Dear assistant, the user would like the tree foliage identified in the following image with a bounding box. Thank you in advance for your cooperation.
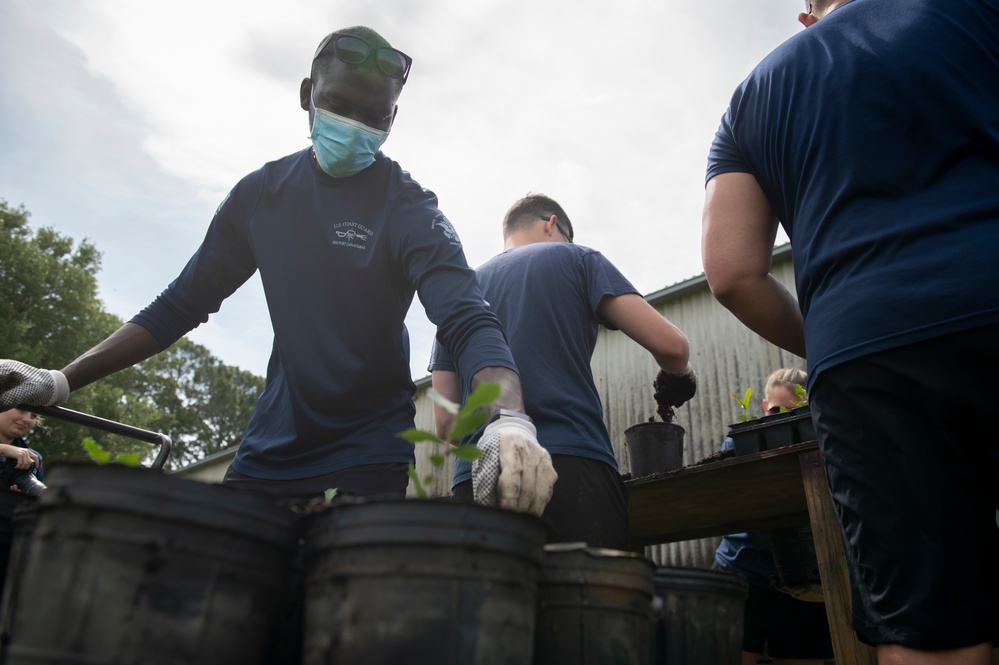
[1,199,264,469]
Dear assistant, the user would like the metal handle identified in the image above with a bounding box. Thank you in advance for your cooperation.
[27,405,172,470]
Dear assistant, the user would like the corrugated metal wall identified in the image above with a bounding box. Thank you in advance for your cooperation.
[411,245,804,568]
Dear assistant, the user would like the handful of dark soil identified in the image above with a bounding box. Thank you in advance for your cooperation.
[653,368,697,422]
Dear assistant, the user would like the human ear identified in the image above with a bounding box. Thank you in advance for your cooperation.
[798,12,818,27]
[300,78,313,112]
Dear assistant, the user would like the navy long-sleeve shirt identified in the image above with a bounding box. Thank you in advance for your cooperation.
[132,148,515,479]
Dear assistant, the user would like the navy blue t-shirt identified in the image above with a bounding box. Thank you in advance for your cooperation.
[131,148,515,480]
[429,242,638,486]
[706,0,999,390]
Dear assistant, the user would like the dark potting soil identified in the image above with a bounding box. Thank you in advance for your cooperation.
[689,448,735,467]
[652,373,679,422]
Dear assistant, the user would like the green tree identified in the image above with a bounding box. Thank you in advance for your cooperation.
[1,199,263,469]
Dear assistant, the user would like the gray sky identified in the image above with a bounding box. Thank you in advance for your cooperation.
[1,0,800,380]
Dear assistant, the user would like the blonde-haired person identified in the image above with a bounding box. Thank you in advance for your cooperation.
[0,408,44,488]
[715,368,831,665]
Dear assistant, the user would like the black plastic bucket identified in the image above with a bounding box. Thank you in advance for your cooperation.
[766,524,822,588]
[624,422,684,478]
[0,492,28,599]
[534,543,656,665]
[302,498,547,665]
[0,497,39,656]
[651,567,748,664]
[2,462,299,665]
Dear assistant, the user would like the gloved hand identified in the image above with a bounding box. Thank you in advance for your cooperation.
[472,414,557,516]
[0,360,70,410]
[654,363,697,408]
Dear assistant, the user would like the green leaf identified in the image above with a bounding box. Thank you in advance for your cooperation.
[422,475,433,485]
[729,387,753,411]
[426,388,460,415]
[453,444,482,462]
[324,488,338,503]
[114,453,140,467]
[429,453,446,467]
[449,412,488,441]
[456,382,501,421]
[407,463,426,499]
[82,438,111,464]
[397,428,444,445]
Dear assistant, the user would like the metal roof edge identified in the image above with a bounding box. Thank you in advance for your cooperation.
[645,242,791,306]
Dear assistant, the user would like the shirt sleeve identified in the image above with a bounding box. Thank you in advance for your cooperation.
[705,91,753,185]
[428,338,456,373]
[390,187,516,392]
[130,178,260,349]
[583,250,640,330]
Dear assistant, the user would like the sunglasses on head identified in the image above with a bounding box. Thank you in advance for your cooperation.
[314,34,412,83]
[540,214,573,243]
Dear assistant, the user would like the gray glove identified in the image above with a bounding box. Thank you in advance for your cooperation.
[0,360,70,410]
[472,414,557,516]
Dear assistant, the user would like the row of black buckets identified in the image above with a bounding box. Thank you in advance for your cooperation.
[0,463,748,664]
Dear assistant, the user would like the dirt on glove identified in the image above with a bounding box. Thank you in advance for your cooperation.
[652,374,677,423]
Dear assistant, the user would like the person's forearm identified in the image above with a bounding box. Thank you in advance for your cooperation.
[61,322,162,390]
[470,366,525,415]
[712,274,806,357]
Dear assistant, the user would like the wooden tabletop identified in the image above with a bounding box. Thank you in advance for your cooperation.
[626,442,818,546]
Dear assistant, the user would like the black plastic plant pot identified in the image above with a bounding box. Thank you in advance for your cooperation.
[302,498,548,665]
[727,406,814,456]
[2,462,301,665]
[624,421,685,478]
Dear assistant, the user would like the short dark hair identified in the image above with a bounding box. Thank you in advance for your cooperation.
[311,26,403,89]
[502,193,574,239]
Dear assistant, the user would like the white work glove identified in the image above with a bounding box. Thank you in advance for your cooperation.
[0,360,70,410]
[472,414,557,516]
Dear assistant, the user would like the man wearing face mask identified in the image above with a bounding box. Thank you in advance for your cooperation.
[0,26,556,513]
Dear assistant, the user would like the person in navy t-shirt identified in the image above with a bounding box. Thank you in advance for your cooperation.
[0,27,555,512]
[430,194,695,549]
[702,0,999,660]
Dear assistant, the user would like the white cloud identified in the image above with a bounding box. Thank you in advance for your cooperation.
[1,0,802,378]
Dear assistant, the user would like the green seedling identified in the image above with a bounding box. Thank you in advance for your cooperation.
[730,387,757,422]
[324,488,338,503]
[82,437,140,467]
[396,383,496,498]
[792,383,809,408]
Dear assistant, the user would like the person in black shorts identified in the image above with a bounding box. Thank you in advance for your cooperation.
[430,194,696,549]
[702,0,999,661]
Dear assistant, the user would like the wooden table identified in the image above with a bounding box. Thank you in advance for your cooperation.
[626,442,878,665]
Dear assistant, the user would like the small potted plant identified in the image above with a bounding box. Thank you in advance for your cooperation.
[726,384,815,456]
[300,384,549,665]
[624,372,686,478]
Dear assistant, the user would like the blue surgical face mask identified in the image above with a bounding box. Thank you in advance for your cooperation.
[310,107,389,178]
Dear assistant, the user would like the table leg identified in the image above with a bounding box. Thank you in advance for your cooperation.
[799,450,878,665]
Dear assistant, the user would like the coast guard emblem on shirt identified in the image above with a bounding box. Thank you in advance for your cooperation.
[432,214,461,247]
[332,221,374,250]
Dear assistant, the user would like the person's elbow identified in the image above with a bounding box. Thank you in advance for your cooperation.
[704,257,759,313]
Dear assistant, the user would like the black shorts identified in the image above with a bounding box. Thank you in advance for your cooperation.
[810,323,999,649]
[452,454,631,550]
[739,577,833,659]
